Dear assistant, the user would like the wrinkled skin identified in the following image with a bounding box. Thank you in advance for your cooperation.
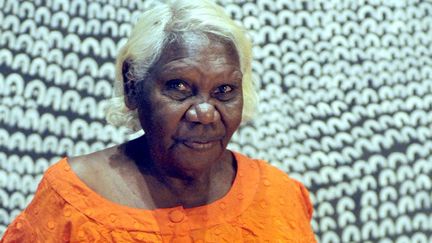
[124,32,243,201]
[67,33,244,209]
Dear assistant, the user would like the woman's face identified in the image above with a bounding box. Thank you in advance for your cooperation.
[133,33,243,177]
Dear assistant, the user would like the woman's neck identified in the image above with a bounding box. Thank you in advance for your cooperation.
[121,136,237,208]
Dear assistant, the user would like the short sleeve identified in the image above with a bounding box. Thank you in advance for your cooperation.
[294,179,314,221]
[1,213,35,243]
[1,172,63,242]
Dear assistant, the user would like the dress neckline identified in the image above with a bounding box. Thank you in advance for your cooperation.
[45,151,261,233]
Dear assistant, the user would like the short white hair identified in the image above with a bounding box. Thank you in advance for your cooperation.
[106,0,257,131]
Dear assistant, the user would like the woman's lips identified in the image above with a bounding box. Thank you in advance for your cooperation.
[181,140,218,150]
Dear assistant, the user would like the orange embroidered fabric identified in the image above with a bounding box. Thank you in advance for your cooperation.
[1,152,317,242]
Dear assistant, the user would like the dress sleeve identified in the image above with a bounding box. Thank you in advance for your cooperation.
[1,174,62,242]
[294,179,314,221]
[0,213,36,243]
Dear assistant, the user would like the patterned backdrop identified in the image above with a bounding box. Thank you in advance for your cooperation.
[1,0,432,242]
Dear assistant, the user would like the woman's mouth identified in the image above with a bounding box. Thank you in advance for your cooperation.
[181,140,218,150]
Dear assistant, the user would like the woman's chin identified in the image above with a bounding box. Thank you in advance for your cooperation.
[164,143,229,177]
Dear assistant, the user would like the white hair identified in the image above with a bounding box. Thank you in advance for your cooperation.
[106,0,257,131]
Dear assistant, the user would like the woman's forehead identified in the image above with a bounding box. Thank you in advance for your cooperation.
[156,32,240,68]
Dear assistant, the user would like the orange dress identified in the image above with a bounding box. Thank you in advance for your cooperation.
[1,152,316,242]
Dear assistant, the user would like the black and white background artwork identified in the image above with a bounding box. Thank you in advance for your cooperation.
[1,0,432,242]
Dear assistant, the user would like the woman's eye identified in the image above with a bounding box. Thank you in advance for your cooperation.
[214,84,237,101]
[216,85,233,94]
[164,79,192,100]
[166,79,188,91]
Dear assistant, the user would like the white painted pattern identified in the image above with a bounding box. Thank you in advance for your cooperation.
[1,0,431,241]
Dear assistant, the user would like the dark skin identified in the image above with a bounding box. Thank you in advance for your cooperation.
[69,33,243,209]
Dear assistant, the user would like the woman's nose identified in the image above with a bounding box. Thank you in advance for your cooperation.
[185,102,220,124]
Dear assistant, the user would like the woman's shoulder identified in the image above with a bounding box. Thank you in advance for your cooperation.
[68,145,120,175]
[25,146,122,205]
[66,145,120,190]
[234,151,314,219]
[256,158,310,193]
[232,152,316,241]
[235,151,308,189]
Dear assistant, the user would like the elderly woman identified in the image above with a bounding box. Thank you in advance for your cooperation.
[2,0,316,242]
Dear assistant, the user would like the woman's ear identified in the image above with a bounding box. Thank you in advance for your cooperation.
[122,61,138,110]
